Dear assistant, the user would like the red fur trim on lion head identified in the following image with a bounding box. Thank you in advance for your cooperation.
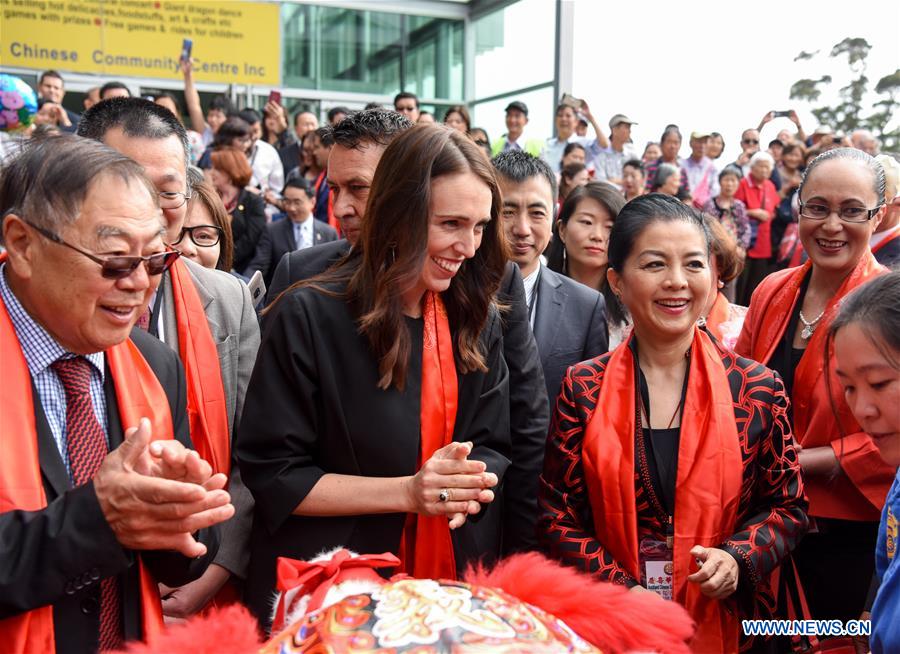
[112,604,262,654]
[464,552,694,654]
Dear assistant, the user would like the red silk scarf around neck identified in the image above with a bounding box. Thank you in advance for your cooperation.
[735,252,890,519]
[400,292,458,580]
[582,328,742,653]
[0,264,167,653]
[313,170,339,236]
[168,259,230,476]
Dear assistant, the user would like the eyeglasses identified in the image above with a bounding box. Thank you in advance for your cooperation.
[158,190,192,210]
[172,224,224,248]
[742,139,760,145]
[28,222,180,279]
[473,139,489,146]
[799,202,883,224]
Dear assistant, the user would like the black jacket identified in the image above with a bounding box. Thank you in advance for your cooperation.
[266,245,549,554]
[237,276,511,626]
[230,189,267,276]
[247,217,338,287]
[0,328,218,654]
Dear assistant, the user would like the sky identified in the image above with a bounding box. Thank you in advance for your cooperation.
[505,0,899,163]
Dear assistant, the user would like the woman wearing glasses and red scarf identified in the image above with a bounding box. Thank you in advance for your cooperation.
[737,148,892,627]
[538,195,807,653]
[236,125,510,631]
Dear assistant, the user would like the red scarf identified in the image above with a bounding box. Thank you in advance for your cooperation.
[735,253,892,519]
[168,259,230,476]
[0,269,167,653]
[400,292,458,580]
[313,170,339,236]
[582,328,742,653]
[704,291,731,344]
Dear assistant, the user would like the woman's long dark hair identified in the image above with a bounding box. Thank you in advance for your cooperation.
[297,124,507,390]
[546,181,625,274]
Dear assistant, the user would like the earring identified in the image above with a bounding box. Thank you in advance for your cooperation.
[388,244,397,266]
[562,246,567,273]
[717,280,725,289]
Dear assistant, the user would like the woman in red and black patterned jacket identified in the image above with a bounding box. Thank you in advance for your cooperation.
[537,195,808,653]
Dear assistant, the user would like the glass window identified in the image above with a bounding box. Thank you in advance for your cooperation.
[281,4,462,101]
[473,0,556,99]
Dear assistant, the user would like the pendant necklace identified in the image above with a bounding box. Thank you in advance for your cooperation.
[799,308,827,340]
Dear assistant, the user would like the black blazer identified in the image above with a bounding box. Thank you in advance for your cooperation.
[247,217,338,286]
[230,189,267,276]
[532,267,609,405]
[266,238,350,303]
[0,328,218,654]
[237,279,511,626]
[265,247,549,554]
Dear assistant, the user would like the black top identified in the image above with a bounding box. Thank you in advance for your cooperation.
[644,427,681,517]
[769,272,811,403]
[231,189,267,275]
[236,274,511,626]
[265,249,550,556]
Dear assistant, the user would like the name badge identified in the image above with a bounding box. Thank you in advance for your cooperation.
[639,537,673,600]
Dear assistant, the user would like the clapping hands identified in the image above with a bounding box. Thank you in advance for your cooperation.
[94,418,234,559]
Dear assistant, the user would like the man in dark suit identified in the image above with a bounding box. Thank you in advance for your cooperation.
[0,135,233,653]
[266,111,549,555]
[78,99,260,621]
[493,150,608,406]
[250,177,338,286]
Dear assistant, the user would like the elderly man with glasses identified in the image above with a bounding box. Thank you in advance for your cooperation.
[0,135,234,653]
[77,98,260,621]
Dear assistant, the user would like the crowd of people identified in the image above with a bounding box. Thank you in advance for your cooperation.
[0,66,898,654]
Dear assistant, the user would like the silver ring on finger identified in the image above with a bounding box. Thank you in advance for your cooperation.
[439,489,450,503]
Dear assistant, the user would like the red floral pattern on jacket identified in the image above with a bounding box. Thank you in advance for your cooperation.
[537,344,808,647]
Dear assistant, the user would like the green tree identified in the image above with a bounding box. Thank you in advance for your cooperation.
[789,37,899,152]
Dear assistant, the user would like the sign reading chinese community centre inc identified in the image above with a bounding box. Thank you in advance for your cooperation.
[1,0,280,85]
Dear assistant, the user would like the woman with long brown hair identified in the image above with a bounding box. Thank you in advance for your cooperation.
[236,125,511,630]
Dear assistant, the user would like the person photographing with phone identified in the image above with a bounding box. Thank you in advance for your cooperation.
[541,94,608,174]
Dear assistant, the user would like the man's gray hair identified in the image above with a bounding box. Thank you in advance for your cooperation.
[0,134,157,244]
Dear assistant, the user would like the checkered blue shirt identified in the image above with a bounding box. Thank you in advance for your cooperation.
[1,264,108,479]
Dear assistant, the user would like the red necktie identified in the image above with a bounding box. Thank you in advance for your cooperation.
[136,305,151,331]
[52,357,123,651]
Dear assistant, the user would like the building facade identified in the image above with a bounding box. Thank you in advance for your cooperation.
[1,0,570,143]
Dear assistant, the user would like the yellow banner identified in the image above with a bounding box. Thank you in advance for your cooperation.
[0,0,280,85]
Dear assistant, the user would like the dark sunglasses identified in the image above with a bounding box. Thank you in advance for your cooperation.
[29,222,180,279]
[742,138,760,145]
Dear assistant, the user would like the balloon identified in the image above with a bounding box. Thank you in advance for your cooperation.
[0,75,38,133]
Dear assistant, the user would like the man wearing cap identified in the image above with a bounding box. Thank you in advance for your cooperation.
[592,114,638,188]
[574,115,589,138]
[491,101,543,157]
[682,131,718,208]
